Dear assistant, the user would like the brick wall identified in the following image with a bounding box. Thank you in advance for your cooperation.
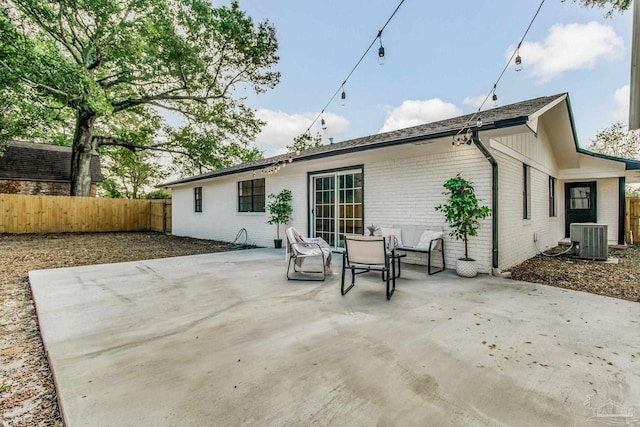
[171,142,495,273]
[0,180,97,197]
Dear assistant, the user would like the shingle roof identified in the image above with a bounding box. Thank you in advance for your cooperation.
[0,141,103,182]
[162,93,567,187]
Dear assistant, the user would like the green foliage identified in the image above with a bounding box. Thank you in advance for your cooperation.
[100,146,168,199]
[266,189,293,240]
[144,189,172,199]
[435,175,491,260]
[588,122,640,159]
[564,0,631,16]
[99,178,123,199]
[287,132,323,153]
[0,0,279,193]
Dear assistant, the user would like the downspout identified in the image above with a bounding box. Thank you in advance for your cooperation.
[472,132,499,270]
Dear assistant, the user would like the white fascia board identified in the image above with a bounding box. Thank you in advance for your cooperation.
[527,94,567,123]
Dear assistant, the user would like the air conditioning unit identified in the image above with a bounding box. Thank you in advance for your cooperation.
[569,223,608,261]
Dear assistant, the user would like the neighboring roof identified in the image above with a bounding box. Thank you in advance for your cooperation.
[161,93,572,187]
[0,140,103,182]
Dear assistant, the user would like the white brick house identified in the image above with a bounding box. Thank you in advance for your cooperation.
[163,93,640,274]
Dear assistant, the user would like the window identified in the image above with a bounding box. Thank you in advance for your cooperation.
[238,178,265,212]
[194,187,202,212]
[523,164,531,219]
[549,177,557,217]
[569,186,591,209]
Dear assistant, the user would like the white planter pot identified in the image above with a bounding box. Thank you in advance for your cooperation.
[456,259,478,278]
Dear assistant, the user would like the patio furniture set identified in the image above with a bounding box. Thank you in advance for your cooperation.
[285,226,445,300]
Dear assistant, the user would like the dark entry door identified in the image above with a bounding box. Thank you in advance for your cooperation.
[565,181,597,237]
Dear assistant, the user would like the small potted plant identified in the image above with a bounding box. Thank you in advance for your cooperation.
[435,174,491,277]
[266,189,293,248]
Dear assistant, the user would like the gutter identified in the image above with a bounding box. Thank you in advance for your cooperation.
[472,132,499,270]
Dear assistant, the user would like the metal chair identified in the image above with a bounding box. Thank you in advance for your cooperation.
[285,227,332,281]
[341,235,396,300]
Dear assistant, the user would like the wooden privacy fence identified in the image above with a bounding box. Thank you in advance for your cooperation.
[627,197,640,243]
[0,194,172,234]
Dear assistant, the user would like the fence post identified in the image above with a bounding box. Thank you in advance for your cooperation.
[163,200,167,234]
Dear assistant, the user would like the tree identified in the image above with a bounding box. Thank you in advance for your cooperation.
[435,175,491,261]
[0,0,279,195]
[565,0,632,15]
[100,147,168,199]
[587,122,640,159]
[287,132,323,154]
[266,189,293,245]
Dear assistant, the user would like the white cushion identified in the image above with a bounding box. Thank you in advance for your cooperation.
[380,227,403,248]
[415,230,443,250]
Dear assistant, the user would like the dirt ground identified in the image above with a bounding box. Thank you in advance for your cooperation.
[508,245,640,303]
[0,232,233,427]
[1,233,638,426]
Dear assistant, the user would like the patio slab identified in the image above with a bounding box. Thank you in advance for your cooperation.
[29,249,640,426]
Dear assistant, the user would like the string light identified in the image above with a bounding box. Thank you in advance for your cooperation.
[514,46,523,72]
[452,0,545,149]
[259,150,300,176]
[302,0,406,135]
[378,30,385,65]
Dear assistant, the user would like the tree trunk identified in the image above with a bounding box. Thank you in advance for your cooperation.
[70,111,97,196]
[464,230,468,259]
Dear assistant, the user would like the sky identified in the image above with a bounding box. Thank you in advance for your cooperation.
[219,0,635,157]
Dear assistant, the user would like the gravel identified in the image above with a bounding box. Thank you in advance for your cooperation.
[0,232,233,427]
[1,233,638,425]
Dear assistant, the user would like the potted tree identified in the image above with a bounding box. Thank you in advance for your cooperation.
[266,189,293,248]
[435,174,491,277]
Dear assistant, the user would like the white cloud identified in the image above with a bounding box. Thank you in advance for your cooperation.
[254,109,349,156]
[613,84,630,122]
[463,95,489,109]
[379,99,462,133]
[513,22,623,82]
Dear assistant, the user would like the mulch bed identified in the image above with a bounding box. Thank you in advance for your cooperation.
[1,233,638,425]
[0,232,233,427]
[508,245,640,303]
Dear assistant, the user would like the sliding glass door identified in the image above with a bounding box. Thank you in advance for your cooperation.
[312,169,363,248]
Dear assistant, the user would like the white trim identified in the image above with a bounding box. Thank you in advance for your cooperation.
[526,117,539,135]
[489,138,555,176]
[528,94,567,122]
[559,171,625,180]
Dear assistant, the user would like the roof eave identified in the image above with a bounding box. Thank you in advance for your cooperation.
[160,117,531,188]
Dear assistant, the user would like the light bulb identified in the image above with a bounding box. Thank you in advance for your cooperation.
[515,54,522,72]
[476,117,482,128]
[378,45,385,65]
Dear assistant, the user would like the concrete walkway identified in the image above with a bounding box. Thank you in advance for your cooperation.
[29,249,640,426]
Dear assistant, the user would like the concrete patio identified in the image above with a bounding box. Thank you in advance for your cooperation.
[29,248,640,426]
